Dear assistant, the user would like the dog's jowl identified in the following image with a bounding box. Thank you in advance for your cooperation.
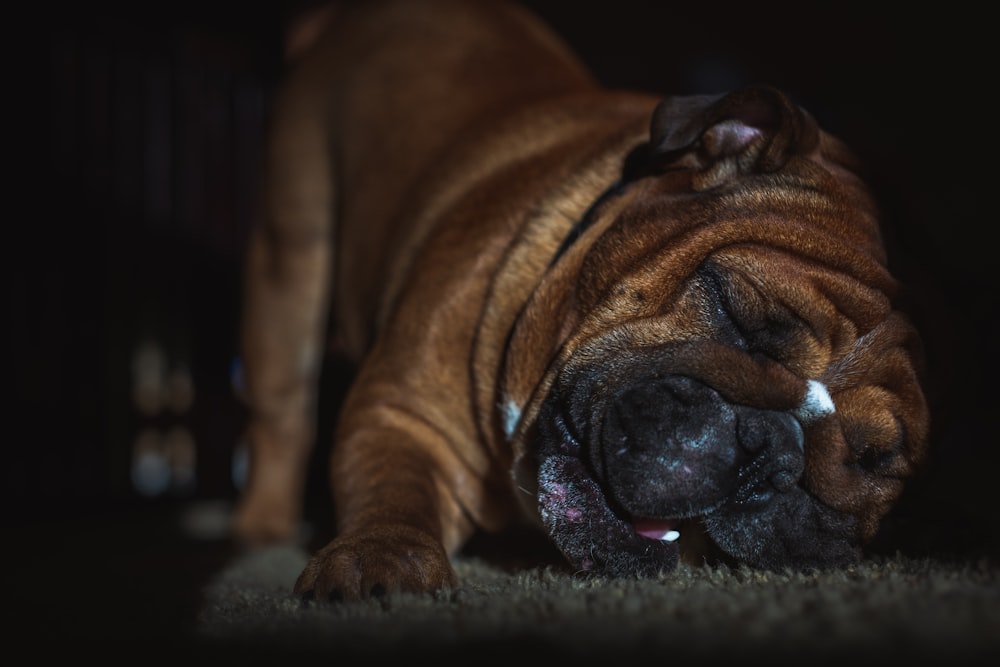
[233,0,929,601]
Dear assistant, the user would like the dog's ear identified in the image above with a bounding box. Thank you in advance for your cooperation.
[644,86,820,178]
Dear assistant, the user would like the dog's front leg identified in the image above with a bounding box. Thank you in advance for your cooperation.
[293,387,469,601]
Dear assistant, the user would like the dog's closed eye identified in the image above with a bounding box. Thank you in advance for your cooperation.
[697,263,813,362]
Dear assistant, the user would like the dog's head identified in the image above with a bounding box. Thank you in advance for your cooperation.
[502,86,929,577]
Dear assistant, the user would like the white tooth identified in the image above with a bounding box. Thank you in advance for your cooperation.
[663,530,680,542]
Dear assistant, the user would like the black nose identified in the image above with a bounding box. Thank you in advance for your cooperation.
[603,376,733,456]
[597,376,742,512]
[595,375,806,516]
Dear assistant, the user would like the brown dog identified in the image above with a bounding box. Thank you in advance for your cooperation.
[232,0,929,601]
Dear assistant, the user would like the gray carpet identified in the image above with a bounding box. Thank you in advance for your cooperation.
[198,544,999,664]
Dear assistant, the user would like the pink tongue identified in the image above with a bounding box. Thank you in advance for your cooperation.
[633,517,681,541]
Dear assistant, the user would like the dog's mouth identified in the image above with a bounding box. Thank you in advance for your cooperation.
[631,516,682,542]
[536,437,684,576]
[535,373,860,577]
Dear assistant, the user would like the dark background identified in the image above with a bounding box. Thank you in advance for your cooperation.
[16,0,997,649]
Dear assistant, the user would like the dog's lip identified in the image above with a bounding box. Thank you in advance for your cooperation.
[632,516,682,542]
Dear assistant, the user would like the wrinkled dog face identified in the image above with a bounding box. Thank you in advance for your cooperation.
[513,88,929,577]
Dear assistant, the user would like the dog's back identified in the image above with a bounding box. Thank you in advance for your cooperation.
[234,0,606,546]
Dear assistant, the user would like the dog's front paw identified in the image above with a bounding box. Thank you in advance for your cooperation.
[293,524,457,602]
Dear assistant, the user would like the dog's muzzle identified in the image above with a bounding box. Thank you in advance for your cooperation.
[595,375,805,519]
[534,366,859,578]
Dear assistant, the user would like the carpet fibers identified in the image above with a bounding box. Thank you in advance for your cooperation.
[198,544,998,665]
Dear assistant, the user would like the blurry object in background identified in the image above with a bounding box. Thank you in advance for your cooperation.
[129,337,198,498]
[165,425,197,494]
[229,356,249,491]
[132,337,193,418]
[29,5,282,514]
[132,338,169,416]
[129,424,197,498]
[230,438,249,492]
[131,428,173,497]
[167,364,195,415]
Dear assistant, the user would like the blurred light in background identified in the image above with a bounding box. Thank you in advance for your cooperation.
[229,356,249,491]
[131,428,172,496]
[130,339,198,497]
[231,439,249,492]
